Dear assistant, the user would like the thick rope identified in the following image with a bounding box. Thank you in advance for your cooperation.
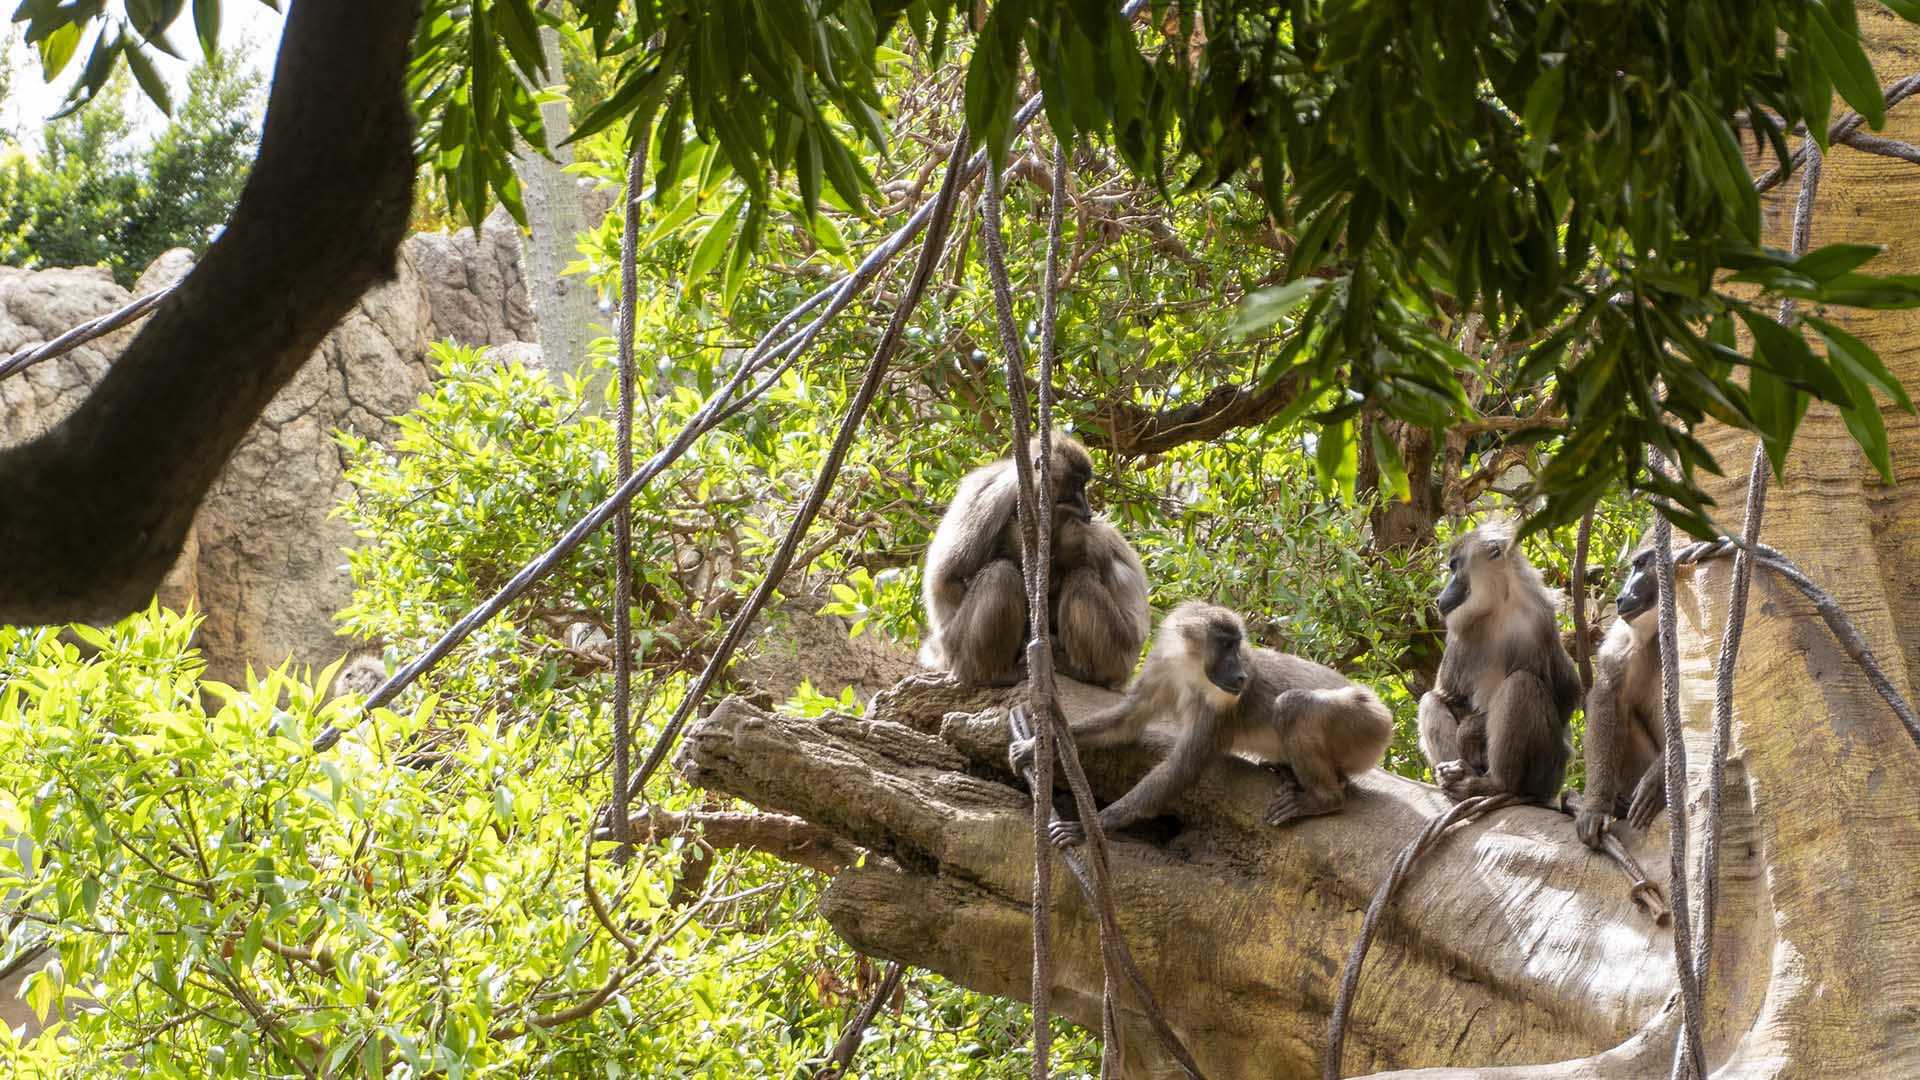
[1669,140,1820,1080]
[1017,137,1072,1080]
[982,144,1091,1078]
[1323,794,1522,1080]
[1650,488,1709,1080]
[813,960,908,1080]
[608,125,648,862]
[983,126,1202,1079]
[311,94,1060,753]
[621,131,975,802]
[1752,73,1920,192]
[0,287,171,381]
[1007,706,1209,1080]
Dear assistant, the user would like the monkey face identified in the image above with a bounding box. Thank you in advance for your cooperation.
[1202,618,1249,698]
[1615,547,1658,621]
[1437,534,1510,623]
[1048,452,1094,522]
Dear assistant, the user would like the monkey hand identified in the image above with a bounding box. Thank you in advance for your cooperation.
[1573,807,1613,851]
[1007,735,1038,776]
[1626,769,1667,831]
[1433,758,1473,788]
[1045,818,1087,849]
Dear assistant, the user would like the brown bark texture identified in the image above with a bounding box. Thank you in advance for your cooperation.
[680,11,1920,1078]
[0,0,418,624]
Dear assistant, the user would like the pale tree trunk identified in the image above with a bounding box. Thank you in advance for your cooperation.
[510,26,600,385]
[679,10,1920,1079]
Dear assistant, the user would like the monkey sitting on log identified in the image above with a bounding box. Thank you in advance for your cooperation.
[919,434,1149,689]
[1575,538,1668,849]
[1417,521,1580,804]
[1011,601,1392,845]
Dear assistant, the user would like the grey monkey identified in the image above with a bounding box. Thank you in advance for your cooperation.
[1416,521,1579,804]
[1575,538,1668,848]
[919,434,1147,688]
[1013,601,1393,846]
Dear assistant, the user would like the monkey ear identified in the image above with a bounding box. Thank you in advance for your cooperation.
[1483,540,1506,560]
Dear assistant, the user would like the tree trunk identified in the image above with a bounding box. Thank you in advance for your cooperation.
[509,26,601,385]
[0,0,417,624]
[678,10,1920,1077]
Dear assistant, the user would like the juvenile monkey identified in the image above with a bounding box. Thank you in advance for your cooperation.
[920,434,1148,687]
[1417,521,1580,804]
[1575,539,1667,848]
[1049,515,1151,689]
[1012,601,1392,845]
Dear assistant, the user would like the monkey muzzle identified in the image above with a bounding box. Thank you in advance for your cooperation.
[1056,491,1093,522]
[1206,662,1248,696]
[1436,577,1469,617]
[1615,585,1655,621]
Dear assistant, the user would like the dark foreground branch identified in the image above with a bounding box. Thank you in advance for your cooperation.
[0,0,418,624]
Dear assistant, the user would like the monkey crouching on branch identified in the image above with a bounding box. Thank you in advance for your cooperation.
[1011,601,1392,846]
[919,434,1148,689]
[1575,538,1668,849]
[1417,521,1580,804]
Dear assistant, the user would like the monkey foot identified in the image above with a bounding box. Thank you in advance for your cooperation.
[1434,759,1474,788]
[1047,818,1087,849]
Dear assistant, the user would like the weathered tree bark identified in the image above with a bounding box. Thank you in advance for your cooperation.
[680,11,1920,1078]
[509,25,601,385]
[0,0,417,624]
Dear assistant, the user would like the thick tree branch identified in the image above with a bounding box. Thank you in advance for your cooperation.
[1095,373,1305,457]
[676,675,1675,1078]
[630,809,861,876]
[0,0,418,624]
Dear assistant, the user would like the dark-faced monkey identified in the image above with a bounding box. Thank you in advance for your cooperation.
[1012,601,1392,845]
[1575,538,1668,848]
[1417,521,1580,804]
[920,434,1148,688]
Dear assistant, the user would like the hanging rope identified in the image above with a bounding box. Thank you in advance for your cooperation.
[982,132,1204,1079]
[1017,136,1072,1080]
[1323,794,1522,1080]
[1664,138,1823,1080]
[607,122,650,862]
[0,286,172,382]
[310,89,1061,755]
[619,132,975,804]
[1647,468,1710,1080]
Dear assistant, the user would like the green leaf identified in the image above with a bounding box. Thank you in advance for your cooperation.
[1884,0,1920,22]
[1832,363,1895,482]
[1369,422,1410,502]
[38,22,80,80]
[1806,2,1885,129]
[126,46,174,115]
[1229,278,1325,338]
[1809,316,1917,412]
[1314,417,1358,499]
[1737,307,1854,406]
[1748,367,1808,478]
[193,0,220,54]
[685,193,745,290]
[1793,242,1882,282]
